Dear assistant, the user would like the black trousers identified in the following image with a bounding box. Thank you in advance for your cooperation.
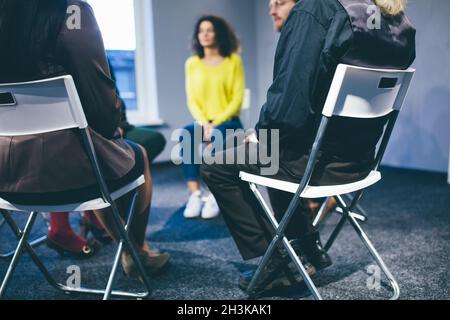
[201,142,315,261]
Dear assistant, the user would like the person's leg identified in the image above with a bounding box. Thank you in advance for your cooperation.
[119,145,170,269]
[202,137,321,254]
[267,189,332,271]
[124,127,166,163]
[201,143,274,260]
[92,143,169,275]
[181,123,202,191]
[202,142,323,293]
[180,123,204,218]
[82,128,164,242]
[200,118,244,219]
[92,145,151,248]
[129,144,152,247]
[80,211,111,244]
[267,189,315,239]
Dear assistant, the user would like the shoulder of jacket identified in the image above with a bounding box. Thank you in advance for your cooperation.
[66,0,94,12]
[288,0,347,30]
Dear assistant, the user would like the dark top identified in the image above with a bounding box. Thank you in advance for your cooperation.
[106,57,135,133]
[0,0,135,193]
[256,0,416,163]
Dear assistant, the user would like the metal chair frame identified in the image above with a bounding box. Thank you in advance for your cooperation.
[0,76,152,300]
[240,64,415,300]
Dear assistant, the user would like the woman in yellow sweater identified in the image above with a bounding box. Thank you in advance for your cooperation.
[182,15,245,219]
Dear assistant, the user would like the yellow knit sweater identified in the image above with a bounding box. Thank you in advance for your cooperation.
[185,53,245,126]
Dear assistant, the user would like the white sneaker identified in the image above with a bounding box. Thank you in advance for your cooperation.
[183,190,203,219]
[201,193,220,219]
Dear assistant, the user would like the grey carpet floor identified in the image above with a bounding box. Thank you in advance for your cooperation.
[0,163,449,300]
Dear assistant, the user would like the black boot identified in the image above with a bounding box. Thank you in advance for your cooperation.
[239,245,288,296]
[239,241,316,296]
[297,231,332,271]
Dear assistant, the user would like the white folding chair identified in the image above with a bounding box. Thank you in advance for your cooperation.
[0,76,152,300]
[240,64,415,300]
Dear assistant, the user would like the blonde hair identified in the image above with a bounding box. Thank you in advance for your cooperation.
[374,0,407,15]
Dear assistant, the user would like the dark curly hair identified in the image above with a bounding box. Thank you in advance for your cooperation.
[192,15,239,58]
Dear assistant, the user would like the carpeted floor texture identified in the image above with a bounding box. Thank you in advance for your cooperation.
[0,163,449,300]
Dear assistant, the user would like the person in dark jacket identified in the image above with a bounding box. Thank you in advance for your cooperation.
[202,0,416,293]
[0,0,169,275]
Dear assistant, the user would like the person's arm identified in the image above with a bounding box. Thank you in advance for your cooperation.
[57,1,121,138]
[257,10,329,133]
[185,59,209,124]
[212,55,245,126]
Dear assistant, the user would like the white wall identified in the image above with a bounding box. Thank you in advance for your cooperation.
[252,0,450,173]
[382,0,450,173]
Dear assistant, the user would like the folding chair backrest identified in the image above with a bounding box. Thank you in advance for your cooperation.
[0,76,88,136]
[0,75,114,207]
[294,64,415,194]
[322,64,415,119]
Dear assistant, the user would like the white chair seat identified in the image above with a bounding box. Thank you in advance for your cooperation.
[239,171,381,199]
[0,175,145,213]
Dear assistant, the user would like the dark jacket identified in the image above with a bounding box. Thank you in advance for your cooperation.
[106,57,135,133]
[0,1,135,193]
[256,0,416,185]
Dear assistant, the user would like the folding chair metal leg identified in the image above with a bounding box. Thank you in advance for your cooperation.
[78,128,152,300]
[346,212,400,300]
[344,194,368,221]
[103,190,143,300]
[0,235,47,260]
[0,203,151,300]
[314,195,367,229]
[313,197,335,227]
[102,192,152,300]
[324,193,365,252]
[247,184,399,300]
[281,237,322,299]
[323,195,400,300]
[324,215,347,252]
[247,183,322,300]
[0,211,39,298]
[0,212,48,260]
[246,233,322,300]
[0,210,66,292]
[335,207,367,223]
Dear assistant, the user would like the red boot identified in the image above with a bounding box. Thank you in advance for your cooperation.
[47,212,100,259]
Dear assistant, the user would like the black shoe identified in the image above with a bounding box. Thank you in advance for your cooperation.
[239,268,306,296]
[296,232,332,271]
[239,248,286,295]
[240,241,316,296]
[46,237,101,259]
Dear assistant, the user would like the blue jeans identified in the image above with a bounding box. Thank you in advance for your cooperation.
[180,117,243,181]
